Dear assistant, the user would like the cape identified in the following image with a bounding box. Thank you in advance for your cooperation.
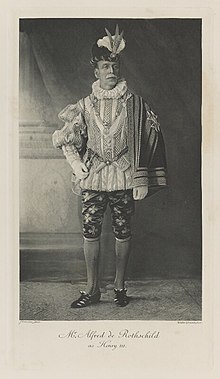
[127,93,167,197]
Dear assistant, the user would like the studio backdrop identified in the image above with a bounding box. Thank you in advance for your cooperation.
[19,18,202,283]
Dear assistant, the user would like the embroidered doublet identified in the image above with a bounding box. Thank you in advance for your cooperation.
[68,80,133,192]
[52,79,167,194]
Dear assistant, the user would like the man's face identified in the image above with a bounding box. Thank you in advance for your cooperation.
[94,60,120,90]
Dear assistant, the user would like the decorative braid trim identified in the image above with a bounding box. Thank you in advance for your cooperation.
[148,167,167,187]
[133,168,148,187]
[149,176,167,186]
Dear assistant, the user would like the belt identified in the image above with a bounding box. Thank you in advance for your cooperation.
[86,146,128,167]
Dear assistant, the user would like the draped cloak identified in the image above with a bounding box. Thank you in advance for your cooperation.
[127,93,167,197]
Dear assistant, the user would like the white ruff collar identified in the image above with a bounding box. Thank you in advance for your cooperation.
[92,79,128,99]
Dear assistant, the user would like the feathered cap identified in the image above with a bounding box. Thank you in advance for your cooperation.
[90,25,125,65]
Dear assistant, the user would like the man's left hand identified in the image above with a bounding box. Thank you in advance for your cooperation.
[133,186,148,200]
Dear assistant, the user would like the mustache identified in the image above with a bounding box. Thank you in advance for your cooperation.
[106,74,118,79]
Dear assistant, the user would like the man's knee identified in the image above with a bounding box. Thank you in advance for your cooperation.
[82,224,102,241]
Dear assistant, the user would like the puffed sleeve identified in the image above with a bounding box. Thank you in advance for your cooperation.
[52,99,87,154]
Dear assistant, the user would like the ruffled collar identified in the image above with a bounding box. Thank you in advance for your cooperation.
[92,79,128,99]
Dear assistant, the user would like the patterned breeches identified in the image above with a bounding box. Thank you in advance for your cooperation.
[81,189,135,241]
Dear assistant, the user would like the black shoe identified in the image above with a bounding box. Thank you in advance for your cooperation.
[70,290,101,308]
[114,288,129,307]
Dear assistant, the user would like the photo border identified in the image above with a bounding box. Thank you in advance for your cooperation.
[1,1,219,378]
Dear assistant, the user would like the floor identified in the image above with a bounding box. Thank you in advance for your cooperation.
[20,279,202,321]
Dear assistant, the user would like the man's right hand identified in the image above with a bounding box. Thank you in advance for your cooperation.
[74,161,89,180]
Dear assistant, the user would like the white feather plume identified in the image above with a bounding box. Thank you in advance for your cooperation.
[97,34,125,54]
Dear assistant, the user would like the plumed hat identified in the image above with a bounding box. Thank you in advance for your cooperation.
[90,25,125,65]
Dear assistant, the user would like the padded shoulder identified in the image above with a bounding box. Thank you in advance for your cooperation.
[58,99,85,122]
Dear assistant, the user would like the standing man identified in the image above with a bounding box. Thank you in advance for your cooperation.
[52,26,167,308]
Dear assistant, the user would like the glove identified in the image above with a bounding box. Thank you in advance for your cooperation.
[133,186,148,200]
[72,161,89,180]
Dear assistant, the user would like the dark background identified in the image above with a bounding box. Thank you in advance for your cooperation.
[19,18,202,280]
